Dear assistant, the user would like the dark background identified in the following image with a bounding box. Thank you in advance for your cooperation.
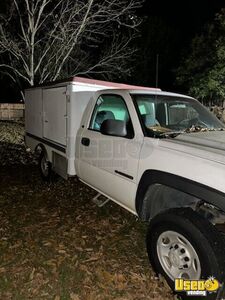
[0,0,224,102]
[136,0,225,91]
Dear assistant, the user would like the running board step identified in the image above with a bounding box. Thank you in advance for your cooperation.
[92,193,110,207]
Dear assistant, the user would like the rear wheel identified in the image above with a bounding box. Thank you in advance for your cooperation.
[39,151,52,181]
[146,208,225,299]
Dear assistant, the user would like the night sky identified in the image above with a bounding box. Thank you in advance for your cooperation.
[0,0,224,102]
[145,0,224,33]
[137,0,225,92]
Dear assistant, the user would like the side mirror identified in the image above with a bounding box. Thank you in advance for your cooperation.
[100,119,127,137]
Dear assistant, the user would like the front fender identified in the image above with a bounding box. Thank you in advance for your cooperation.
[136,170,225,219]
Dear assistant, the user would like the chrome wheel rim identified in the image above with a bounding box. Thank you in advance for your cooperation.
[157,230,201,280]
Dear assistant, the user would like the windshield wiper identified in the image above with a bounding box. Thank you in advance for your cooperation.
[162,127,225,138]
[147,128,185,138]
[159,130,185,138]
[148,125,225,139]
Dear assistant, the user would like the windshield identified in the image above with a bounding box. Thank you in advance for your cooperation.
[132,94,225,137]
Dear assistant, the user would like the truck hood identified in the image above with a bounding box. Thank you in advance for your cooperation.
[175,130,225,151]
[158,130,225,165]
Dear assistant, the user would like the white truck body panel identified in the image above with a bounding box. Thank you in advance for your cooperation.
[67,90,97,175]
[43,86,67,146]
[138,137,225,196]
[75,89,144,212]
[25,88,43,137]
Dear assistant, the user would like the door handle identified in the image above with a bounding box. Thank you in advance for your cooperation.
[81,137,90,146]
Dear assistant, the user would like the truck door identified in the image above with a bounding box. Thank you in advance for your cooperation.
[76,91,144,212]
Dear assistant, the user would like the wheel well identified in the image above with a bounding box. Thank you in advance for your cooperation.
[139,183,201,220]
[136,170,225,232]
[140,183,225,225]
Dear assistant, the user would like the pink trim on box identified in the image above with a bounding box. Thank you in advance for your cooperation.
[72,76,161,91]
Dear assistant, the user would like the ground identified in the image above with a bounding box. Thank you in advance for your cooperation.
[0,121,174,300]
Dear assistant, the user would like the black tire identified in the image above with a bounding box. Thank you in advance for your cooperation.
[146,208,225,300]
[39,151,52,182]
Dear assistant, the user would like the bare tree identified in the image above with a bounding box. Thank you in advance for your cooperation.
[0,0,143,96]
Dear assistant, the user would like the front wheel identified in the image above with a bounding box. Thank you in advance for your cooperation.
[146,208,225,299]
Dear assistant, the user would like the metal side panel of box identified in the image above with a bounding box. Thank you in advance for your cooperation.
[43,86,67,146]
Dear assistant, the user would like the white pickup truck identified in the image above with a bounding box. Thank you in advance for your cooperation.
[25,77,225,299]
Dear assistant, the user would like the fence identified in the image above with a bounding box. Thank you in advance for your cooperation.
[0,103,25,121]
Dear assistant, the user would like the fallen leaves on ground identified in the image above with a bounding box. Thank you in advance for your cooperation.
[0,121,37,166]
[0,121,174,299]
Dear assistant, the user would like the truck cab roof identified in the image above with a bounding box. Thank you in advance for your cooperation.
[100,89,194,100]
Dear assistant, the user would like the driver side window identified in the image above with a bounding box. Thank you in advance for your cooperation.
[89,95,134,137]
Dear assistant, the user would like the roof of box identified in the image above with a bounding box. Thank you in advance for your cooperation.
[27,76,161,91]
[71,76,161,91]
